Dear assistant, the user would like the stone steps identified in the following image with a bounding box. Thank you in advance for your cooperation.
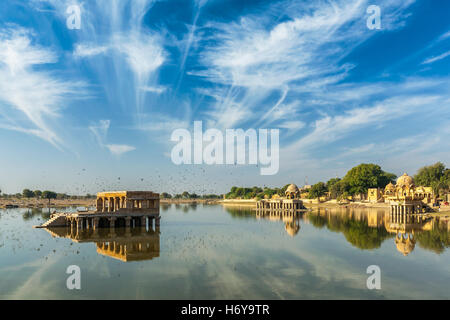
[35,215,67,228]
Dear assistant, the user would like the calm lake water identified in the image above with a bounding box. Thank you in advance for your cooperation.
[0,204,449,299]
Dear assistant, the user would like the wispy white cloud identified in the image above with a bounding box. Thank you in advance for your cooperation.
[74,43,109,57]
[193,0,415,128]
[279,120,305,131]
[285,94,441,154]
[106,144,136,155]
[140,85,167,94]
[36,0,167,119]
[278,75,450,177]
[89,119,110,147]
[175,0,209,91]
[438,30,450,41]
[422,50,450,65]
[89,119,135,155]
[0,27,86,148]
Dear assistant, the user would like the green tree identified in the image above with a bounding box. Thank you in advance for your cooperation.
[329,180,350,199]
[414,162,449,195]
[181,191,190,199]
[161,192,172,199]
[308,182,327,200]
[33,190,42,198]
[326,178,341,199]
[22,189,34,198]
[326,178,341,190]
[42,191,57,206]
[414,162,446,186]
[342,163,396,196]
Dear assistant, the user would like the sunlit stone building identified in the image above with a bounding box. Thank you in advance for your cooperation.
[384,173,434,214]
[37,191,160,230]
[256,184,305,211]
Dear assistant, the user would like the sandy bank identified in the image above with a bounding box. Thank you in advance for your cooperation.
[0,198,95,209]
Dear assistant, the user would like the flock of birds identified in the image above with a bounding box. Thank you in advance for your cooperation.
[29,164,264,196]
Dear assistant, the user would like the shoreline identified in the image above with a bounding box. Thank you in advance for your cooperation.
[219,199,449,213]
[160,199,221,205]
[2,197,447,215]
[0,198,95,209]
[219,198,389,208]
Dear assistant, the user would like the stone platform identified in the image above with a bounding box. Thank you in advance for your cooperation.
[34,191,161,230]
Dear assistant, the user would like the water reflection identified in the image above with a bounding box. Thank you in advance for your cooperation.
[224,206,450,255]
[256,210,301,237]
[22,208,51,220]
[170,203,199,213]
[44,226,160,262]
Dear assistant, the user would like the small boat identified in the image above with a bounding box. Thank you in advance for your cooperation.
[5,204,19,209]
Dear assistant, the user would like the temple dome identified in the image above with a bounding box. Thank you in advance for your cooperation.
[396,173,414,188]
[385,182,395,191]
[286,184,299,194]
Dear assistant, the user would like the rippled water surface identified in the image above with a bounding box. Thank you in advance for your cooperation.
[0,204,449,299]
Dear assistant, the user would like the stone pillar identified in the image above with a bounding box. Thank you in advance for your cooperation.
[126,200,133,210]
[110,217,116,229]
[96,198,102,212]
[125,217,131,228]
[93,218,99,230]
[155,216,161,227]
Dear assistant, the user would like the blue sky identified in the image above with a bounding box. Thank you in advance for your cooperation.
[0,0,449,195]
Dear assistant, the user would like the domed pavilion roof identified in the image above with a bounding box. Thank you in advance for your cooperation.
[385,182,395,191]
[285,184,300,194]
[396,173,414,188]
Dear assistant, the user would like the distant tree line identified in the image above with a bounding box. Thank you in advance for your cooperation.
[0,189,96,201]
[225,185,291,200]
[315,163,397,200]
[224,162,450,201]
[160,192,222,200]
[2,162,448,203]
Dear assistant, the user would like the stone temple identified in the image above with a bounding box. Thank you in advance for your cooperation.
[35,191,160,230]
[256,183,305,211]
